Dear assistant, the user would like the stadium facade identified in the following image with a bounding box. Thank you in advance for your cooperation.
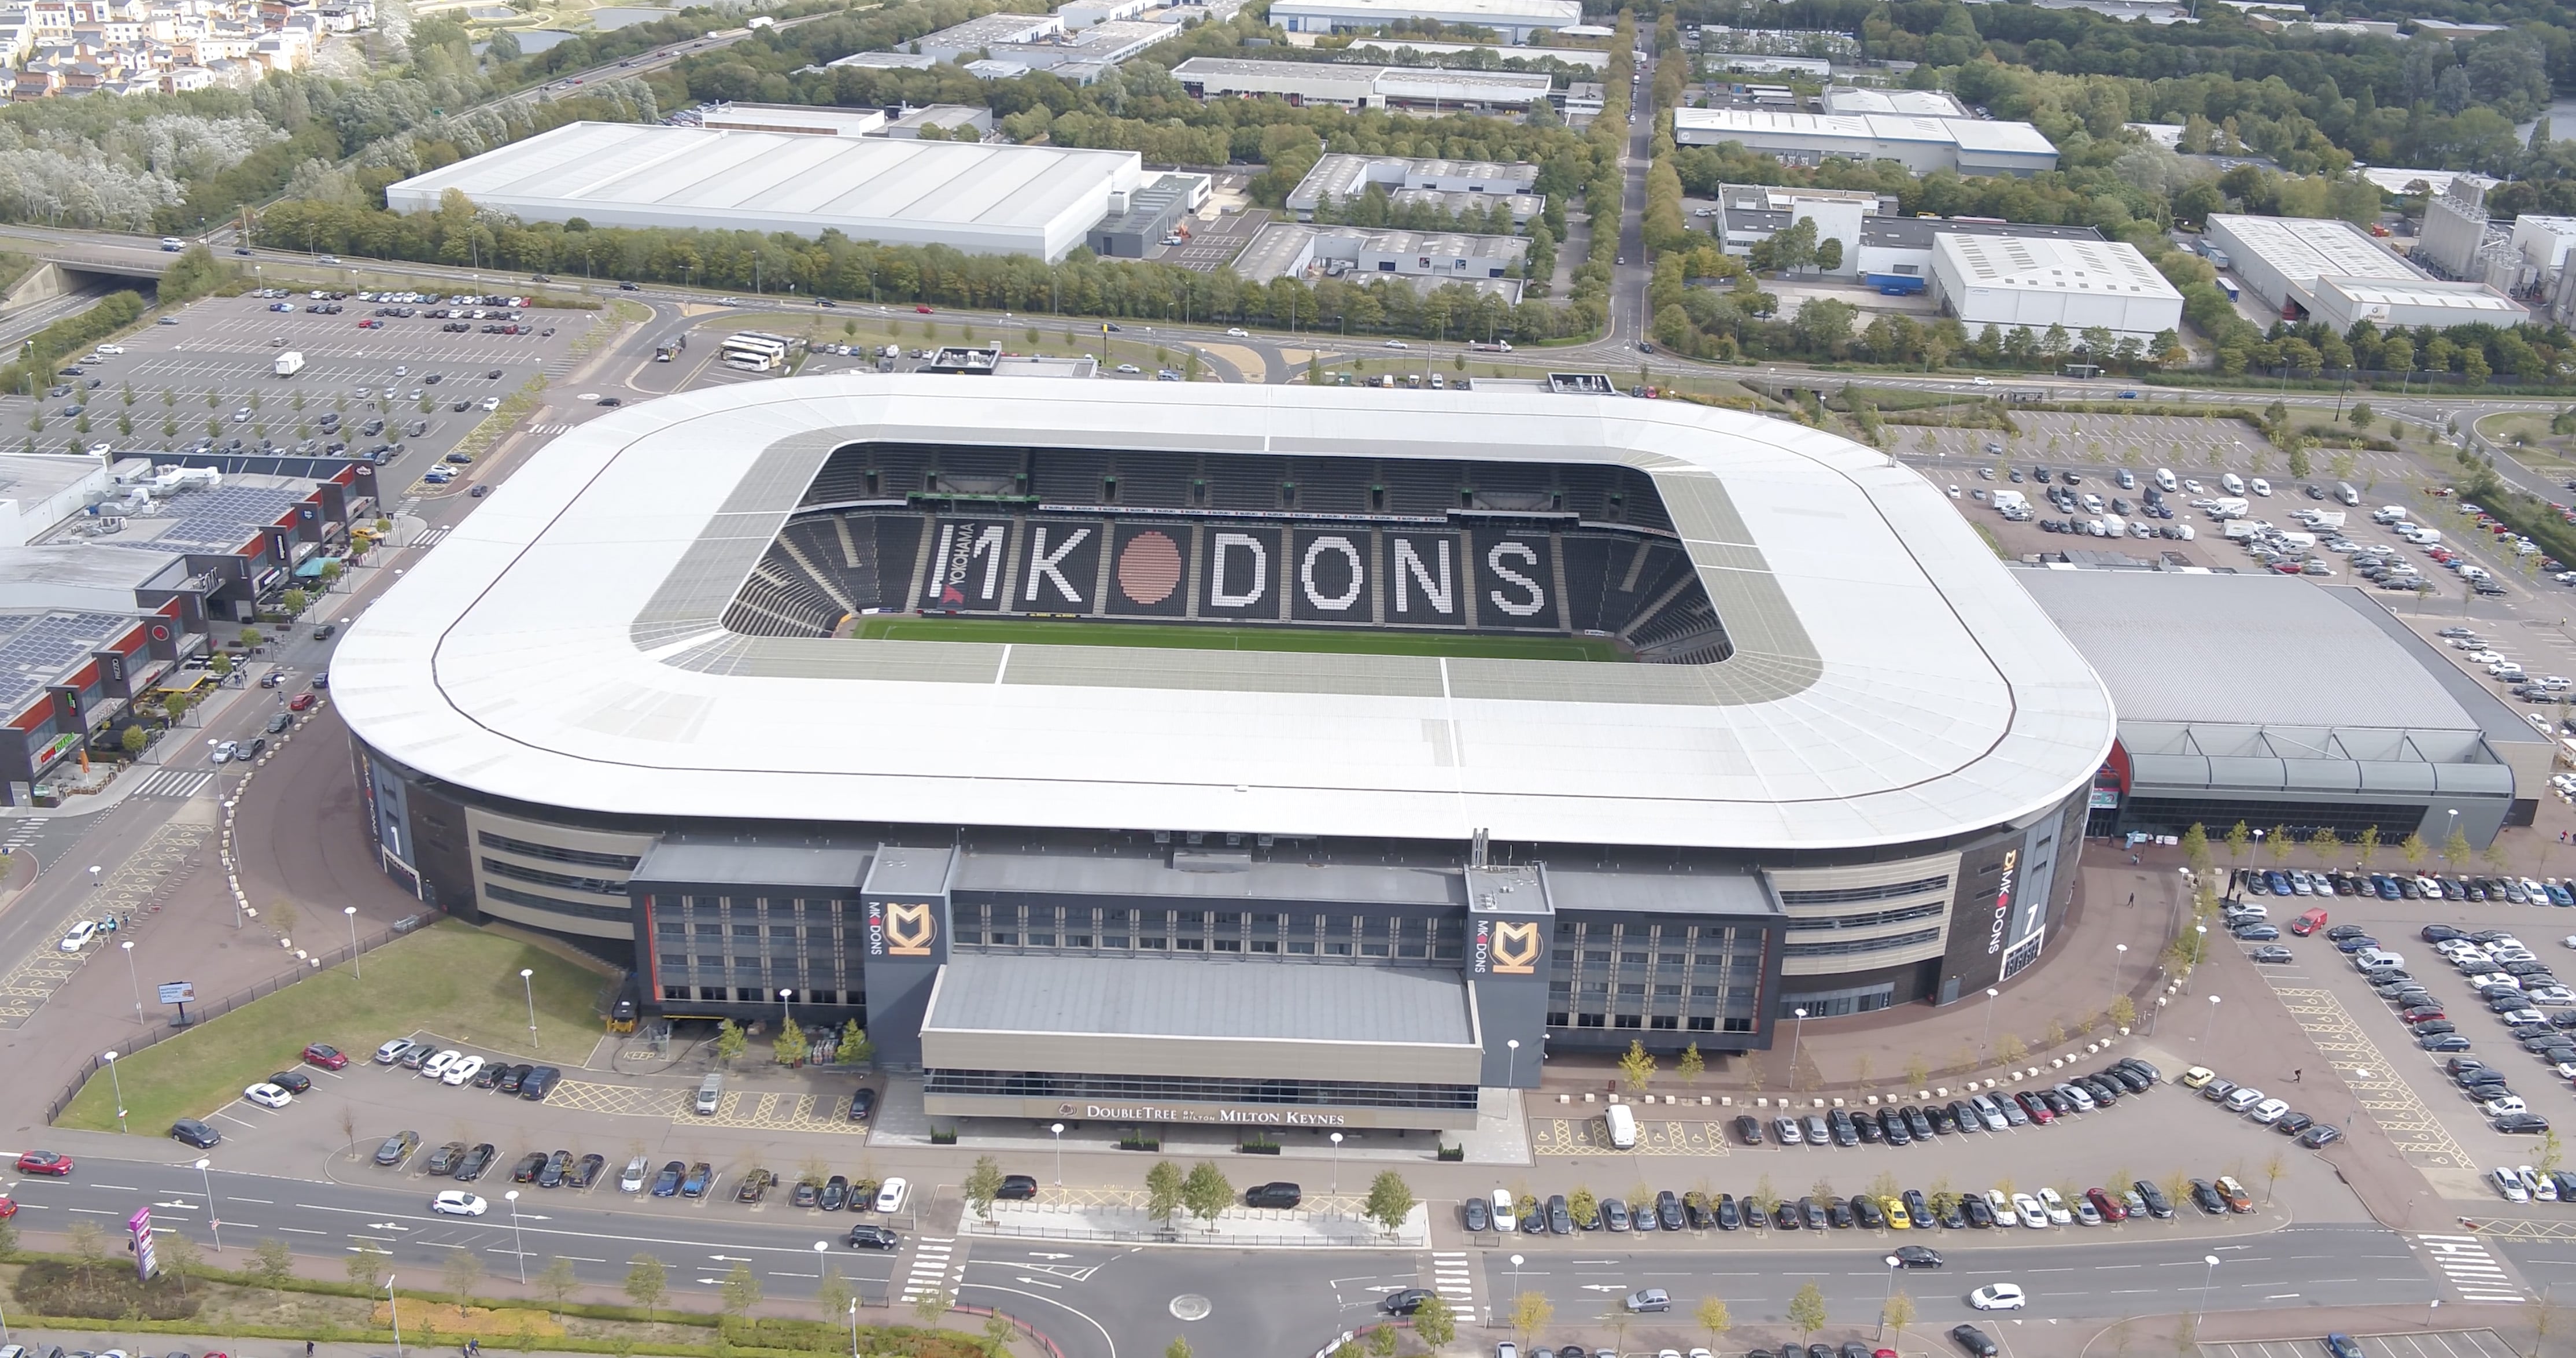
[337,380,2114,1131]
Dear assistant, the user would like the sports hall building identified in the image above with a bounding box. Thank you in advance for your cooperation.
[334,381,2114,1130]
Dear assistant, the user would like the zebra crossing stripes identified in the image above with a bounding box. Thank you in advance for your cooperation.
[126,769,212,799]
[901,1237,959,1302]
[1430,1250,1474,1308]
[412,527,452,549]
[526,423,571,437]
[2419,1234,2525,1302]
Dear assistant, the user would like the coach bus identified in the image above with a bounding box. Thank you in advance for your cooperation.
[654,334,687,362]
[721,331,793,372]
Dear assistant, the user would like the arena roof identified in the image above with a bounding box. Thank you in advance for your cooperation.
[333,380,2116,852]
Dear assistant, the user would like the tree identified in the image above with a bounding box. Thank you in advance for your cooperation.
[239,627,263,648]
[1510,1291,1553,1345]
[2111,994,2137,1029]
[1619,1039,1656,1093]
[1569,1186,1600,1228]
[981,1311,1017,1356]
[1364,1170,1416,1234]
[841,1020,874,1065]
[1883,1289,1916,1339]
[159,1228,202,1291]
[715,1018,748,1066]
[1165,1339,1193,1358]
[1367,1322,1400,1357]
[2444,825,2473,867]
[120,725,147,757]
[2349,401,2373,430]
[1697,1296,1732,1349]
[443,1246,485,1305]
[2356,825,2382,869]
[2401,832,2429,868]
[2544,1130,2566,1179]
[1996,1034,2028,1063]
[623,1253,667,1309]
[965,1155,1006,1221]
[1788,1280,1829,1341]
[815,1264,852,1322]
[2266,825,2295,865]
[775,1021,808,1066]
[66,1220,105,1287]
[2226,821,2252,865]
[2310,827,2342,867]
[345,1246,385,1290]
[719,1260,761,1317]
[1146,1160,1185,1221]
[281,587,308,615]
[1677,1042,1705,1084]
[1182,1161,1233,1224]
[537,1257,581,1316]
[209,652,232,677]
[1414,1293,1458,1348]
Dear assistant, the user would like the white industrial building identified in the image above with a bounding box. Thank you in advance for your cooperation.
[681,102,887,136]
[1819,88,1968,117]
[2306,278,2530,332]
[825,50,937,70]
[1929,234,2184,340]
[1232,222,1529,300]
[384,121,1150,263]
[1671,107,2058,176]
[1171,56,1552,111]
[1269,0,1581,43]
[910,10,1062,62]
[1284,153,1541,220]
[2202,213,2523,327]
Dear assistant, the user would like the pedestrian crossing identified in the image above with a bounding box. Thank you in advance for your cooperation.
[2419,1234,2525,1302]
[126,769,212,799]
[1429,1250,1474,1310]
[412,526,452,549]
[1,820,40,854]
[526,423,571,437]
[901,1237,959,1304]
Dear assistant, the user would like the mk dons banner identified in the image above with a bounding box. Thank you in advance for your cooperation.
[928,517,1568,632]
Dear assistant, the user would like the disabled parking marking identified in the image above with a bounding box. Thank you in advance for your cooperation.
[2260,984,2474,1169]
[1532,1117,1734,1157]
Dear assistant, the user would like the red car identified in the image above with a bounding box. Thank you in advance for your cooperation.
[16,1150,72,1176]
[2086,1187,2128,1223]
[357,319,381,328]
[2290,907,2328,936]
[914,305,934,314]
[289,692,316,711]
[2015,1091,2055,1125]
[303,1042,349,1070]
[0,1195,17,1218]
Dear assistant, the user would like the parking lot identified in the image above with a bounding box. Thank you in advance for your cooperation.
[2204,1329,2518,1358]
[0,290,595,498]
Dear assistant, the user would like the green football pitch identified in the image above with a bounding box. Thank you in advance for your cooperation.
[850,614,1630,662]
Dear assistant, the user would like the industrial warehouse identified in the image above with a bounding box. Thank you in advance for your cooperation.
[1672,106,2060,176]
[332,380,2117,1132]
[383,121,1210,262]
[2204,213,2530,327]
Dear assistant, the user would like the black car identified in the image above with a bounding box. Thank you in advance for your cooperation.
[2497,1113,2554,1134]
[568,1153,605,1188]
[453,1143,497,1180]
[1734,1115,1763,1145]
[2324,924,2370,942]
[534,1150,569,1188]
[651,1160,685,1197]
[1903,1189,1932,1224]
[2276,1112,2316,1136]
[265,1069,312,1095]
[1462,1197,1490,1231]
[2134,1179,2175,1219]
[495,1064,529,1094]
[1381,1289,1436,1315]
[1655,1191,1684,1231]
[820,1175,849,1211]
[1714,1194,1741,1230]
[1828,1109,1858,1146]
[1245,1182,1302,1209]
[1852,1196,1885,1230]
[511,1152,548,1184]
[1774,1200,1800,1230]
[1880,1108,1910,1145]
[1547,1194,1572,1234]
[2189,1179,2227,1215]
[425,1141,468,1175]
[1961,1194,1995,1228]
[848,1224,900,1250]
[2300,1123,2345,1148]
[1953,1326,2000,1358]
[1896,1245,1944,1267]
[519,1066,561,1100]
[1854,1112,1884,1144]
[996,1174,1040,1201]
[849,1088,877,1121]
[374,1131,419,1165]
[171,1119,222,1149]
[2424,924,2468,943]
[474,1061,508,1090]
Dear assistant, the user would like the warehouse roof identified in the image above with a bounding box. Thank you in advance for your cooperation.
[333,379,2116,851]
[2206,213,2423,285]
[2313,276,2529,318]
[1271,0,1582,19]
[1934,234,2184,300]
[383,122,1139,256]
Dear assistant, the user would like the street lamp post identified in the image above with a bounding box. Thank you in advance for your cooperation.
[387,1277,402,1356]
[1330,1131,1344,1197]
[2348,1068,2371,1134]
[2197,1254,2220,1331]
[1790,1008,1809,1085]
[345,905,360,978]
[195,1157,220,1251]
[2151,994,2169,1036]
[519,968,537,1050]
[120,938,142,1027]
[1504,1037,1520,1089]
[503,1189,527,1283]
[1050,1122,1065,1186]
[1978,988,1999,1057]
[1880,1256,1900,1339]
[2203,994,2221,1045]
[102,1050,127,1133]
[2113,943,2128,995]
[780,988,794,1030]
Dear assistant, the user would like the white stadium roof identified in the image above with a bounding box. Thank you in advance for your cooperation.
[334,380,2114,851]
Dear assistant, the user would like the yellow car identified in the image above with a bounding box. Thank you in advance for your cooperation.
[1883,1195,1912,1229]
[2179,1066,2217,1090]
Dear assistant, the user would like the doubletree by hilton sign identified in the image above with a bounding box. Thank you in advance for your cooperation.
[1056,1101,1352,1127]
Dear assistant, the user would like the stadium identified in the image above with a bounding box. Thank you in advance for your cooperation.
[334,379,2116,1131]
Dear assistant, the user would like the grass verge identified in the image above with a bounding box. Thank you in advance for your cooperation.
[852,614,1630,662]
[56,920,606,1134]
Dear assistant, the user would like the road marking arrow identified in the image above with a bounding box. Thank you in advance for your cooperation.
[709,1254,752,1262]
[366,1222,411,1232]
[696,1278,720,1285]
[1027,1253,1073,1260]
[1582,1285,1626,1293]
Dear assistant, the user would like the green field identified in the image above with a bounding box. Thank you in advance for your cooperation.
[57,921,611,1135]
[852,614,1630,662]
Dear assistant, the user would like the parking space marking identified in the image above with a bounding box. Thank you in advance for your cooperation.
[2419,1234,2526,1302]
[0,820,211,1028]
[536,1080,874,1135]
[1532,1117,1734,1158]
[2204,1331,2518,1358]
[2261,984,2475,1169]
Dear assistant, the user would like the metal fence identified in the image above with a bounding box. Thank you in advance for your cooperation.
[962,1219,1411,1249]
[43,918,422,1124]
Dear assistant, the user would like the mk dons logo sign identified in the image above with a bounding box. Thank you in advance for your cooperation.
[868,902,938,958]
[1472,918,1543,976]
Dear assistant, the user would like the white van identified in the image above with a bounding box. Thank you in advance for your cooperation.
[2353,949,2405,972]
[1603,1103,1638,1150]
[2154,467,2178,493]
[2221,473,2246,495]
[2336,482,2360,505]
[695,1072,724,1115]
[2249,478,2272,497]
